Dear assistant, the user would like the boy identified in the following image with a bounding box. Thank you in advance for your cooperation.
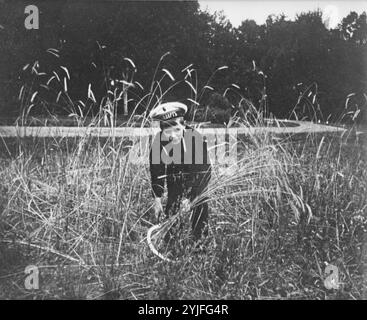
[149,102,211,242]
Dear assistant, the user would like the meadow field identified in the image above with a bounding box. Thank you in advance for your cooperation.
[0,115,365,299]
[0,52,366,300]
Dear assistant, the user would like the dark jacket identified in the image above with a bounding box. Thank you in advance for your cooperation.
[149,125,211,200]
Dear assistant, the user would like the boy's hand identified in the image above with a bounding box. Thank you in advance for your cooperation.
[182,198,191,212]
[153,197,163,219]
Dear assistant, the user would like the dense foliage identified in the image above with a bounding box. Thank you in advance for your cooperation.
[0,0,366,122]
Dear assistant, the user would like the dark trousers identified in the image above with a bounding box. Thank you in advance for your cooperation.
[190,201,209,241]
[165,190,209,242]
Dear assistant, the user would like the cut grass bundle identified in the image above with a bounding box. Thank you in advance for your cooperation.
[146,132,313,262]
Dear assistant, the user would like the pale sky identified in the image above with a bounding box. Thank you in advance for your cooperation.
[199,1,367,28]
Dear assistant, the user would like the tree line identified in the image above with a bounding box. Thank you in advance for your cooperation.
[0,0,366,123]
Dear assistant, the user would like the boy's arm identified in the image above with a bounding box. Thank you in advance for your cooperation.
[149,133,166,198]
[187,135,212,199]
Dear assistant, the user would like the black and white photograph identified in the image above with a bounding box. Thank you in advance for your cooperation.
[0,0,366,302]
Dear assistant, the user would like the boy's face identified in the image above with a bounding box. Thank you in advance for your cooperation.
[161,118,185,144]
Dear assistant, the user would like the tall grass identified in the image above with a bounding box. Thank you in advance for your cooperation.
[0,50,366,299]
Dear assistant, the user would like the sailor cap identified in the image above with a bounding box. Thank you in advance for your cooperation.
[149,102,188,122]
